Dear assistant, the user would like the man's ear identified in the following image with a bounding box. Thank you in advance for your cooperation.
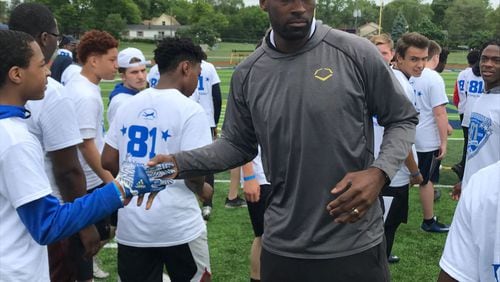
[259,0,267,11]
[8,66,23,85]
[180,61,190,77]
[38,32,49,48]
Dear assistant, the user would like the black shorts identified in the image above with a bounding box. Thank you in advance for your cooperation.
[417,150,441,185]
[381,184,409,226]
[261,242,389,282]
[48,238,77,281]
[117,233,211,282]
[246,184,271,237]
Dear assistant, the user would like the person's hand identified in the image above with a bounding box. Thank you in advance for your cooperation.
[326,167,386,223]
[436,143,447,160]
[147,154,179,179]
[243,178,260,203]
[451,181,462,201]
[115,159,175,209]
[447,124,453,136]
[78,225,101,259]
[213,128,218,141]
[410,171,423,186]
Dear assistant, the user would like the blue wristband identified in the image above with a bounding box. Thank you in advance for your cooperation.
[243,175,256,181]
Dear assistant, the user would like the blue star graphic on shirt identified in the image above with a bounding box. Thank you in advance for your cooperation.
[120,126,127,136]
[205,77,210,82]
[162,130,172,141]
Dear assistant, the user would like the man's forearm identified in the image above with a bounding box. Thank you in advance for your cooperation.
[175,137,257,179]
[372,119,417,179]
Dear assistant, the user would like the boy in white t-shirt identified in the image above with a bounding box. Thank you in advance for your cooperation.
[102,37,212,282]
[0,29,170,282]
[438,160,500,282]
[8,3,99,281]
[451,50,481,179]
[409,40,450,233]
[370,32,424,263]
[62,29,119,280]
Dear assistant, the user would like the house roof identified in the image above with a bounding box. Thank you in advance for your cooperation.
[126,24,182,31]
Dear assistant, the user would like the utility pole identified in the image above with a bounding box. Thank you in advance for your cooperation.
[378,0,384,35]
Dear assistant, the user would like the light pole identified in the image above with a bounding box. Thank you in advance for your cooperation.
[378,0,384,35]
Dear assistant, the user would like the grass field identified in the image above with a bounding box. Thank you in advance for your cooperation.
[95,41,468,281]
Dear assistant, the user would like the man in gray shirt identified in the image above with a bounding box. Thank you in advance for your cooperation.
[150,0,418,280]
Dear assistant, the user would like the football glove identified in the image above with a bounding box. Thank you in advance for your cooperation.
[115,159,175,198]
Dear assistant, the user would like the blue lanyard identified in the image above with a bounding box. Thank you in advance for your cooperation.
[0,105,31,120]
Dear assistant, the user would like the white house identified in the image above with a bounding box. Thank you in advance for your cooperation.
[123,13,182,40]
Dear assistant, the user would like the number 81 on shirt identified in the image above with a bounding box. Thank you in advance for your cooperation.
[127,125,158,159]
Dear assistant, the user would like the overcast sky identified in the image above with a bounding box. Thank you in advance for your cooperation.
[243,0,499,8]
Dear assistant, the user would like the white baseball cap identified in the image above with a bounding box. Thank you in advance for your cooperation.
[118,47,149,68]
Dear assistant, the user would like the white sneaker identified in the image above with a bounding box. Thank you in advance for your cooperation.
[202,206,212,221]
[93,257,110,279]
[163,272,171,282]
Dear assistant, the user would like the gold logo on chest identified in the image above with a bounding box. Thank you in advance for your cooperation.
[314,68,334,81]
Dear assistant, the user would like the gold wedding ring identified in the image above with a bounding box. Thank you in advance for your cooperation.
[351,208,360,216]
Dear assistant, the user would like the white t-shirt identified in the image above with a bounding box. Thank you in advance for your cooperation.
[455,67,470,114]
[147,64,160,88]
[105,88,211,247]
[460,70,484,127]
[374,68,417,187]
[439,160,500,282]
[240,146,270,186]
[410,68,449,152]
[108,93,133,126]
[0,118,52,281]
[25,77,82,200]
[190,61,221,128]
[63,74,105,190]
[462,93,500,187]
[61,64,82,86]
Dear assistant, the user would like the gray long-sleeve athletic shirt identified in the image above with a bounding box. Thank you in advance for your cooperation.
[174,23,418,259]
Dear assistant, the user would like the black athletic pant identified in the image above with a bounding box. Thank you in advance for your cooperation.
[261,242,389,282]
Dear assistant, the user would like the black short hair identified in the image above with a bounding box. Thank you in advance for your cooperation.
[154,37,204,75]
[0,30,35,88]
[480,38,500,54]
[466,50,480,66]
[8,3,56,38]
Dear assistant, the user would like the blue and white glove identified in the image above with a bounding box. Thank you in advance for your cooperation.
[115,160,175,198]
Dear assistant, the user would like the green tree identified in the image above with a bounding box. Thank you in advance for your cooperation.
[486,7,500,38]
[414,16,446,44]
[382,0,433,33]
[391,10,408,43]
[221,6,267,43]
[207,0,244,14]
[104,13,126,39]
[176,22,219,47]
[430,0,453,29]
[443,0,491,47]
[0,1,7,23]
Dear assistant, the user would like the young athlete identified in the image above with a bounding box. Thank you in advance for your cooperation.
[450,39,500,201]
[370,32,424,263]
[102,37,212,282]
[0,29,171,281]
[438,160,500,282]
[8,3,98,281]
[240,146,271,282]
[50,35,77,83]
[107,47,148,125]
[62,29,118,280]
[410,40,450,233]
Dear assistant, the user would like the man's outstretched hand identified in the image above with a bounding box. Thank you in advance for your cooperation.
[115,159,176,209]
